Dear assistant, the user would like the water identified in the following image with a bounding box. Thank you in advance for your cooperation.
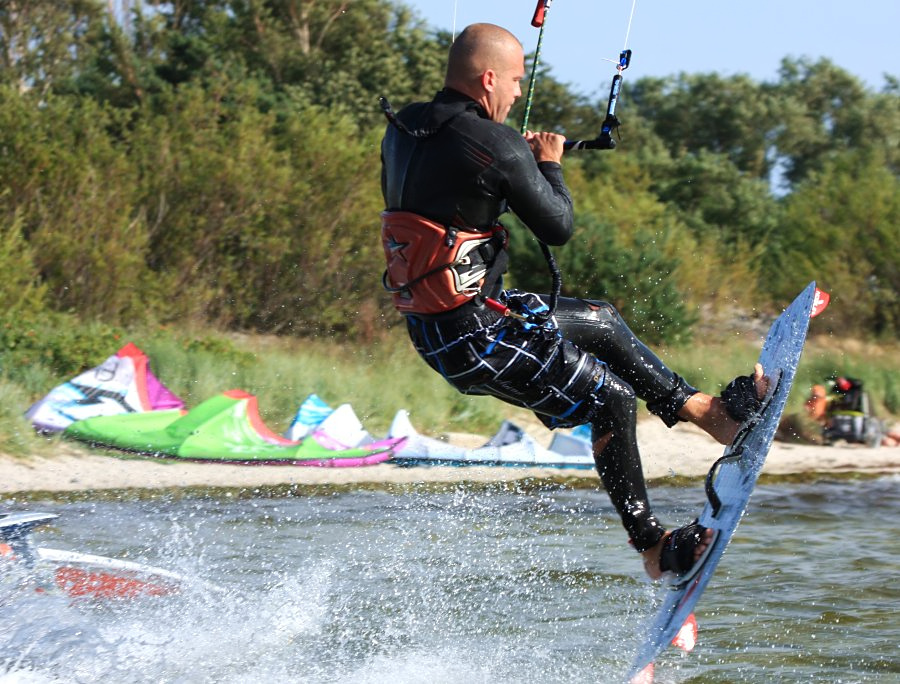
[2,476,898,683]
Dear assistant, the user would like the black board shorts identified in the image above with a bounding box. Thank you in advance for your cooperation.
[405,291,610,430]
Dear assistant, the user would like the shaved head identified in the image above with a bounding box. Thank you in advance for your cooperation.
[444,23,525,123]
[445,23,522,89]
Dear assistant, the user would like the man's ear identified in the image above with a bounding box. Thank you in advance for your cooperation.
[481,69,497,93]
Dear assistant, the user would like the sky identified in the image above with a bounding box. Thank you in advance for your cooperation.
[403,1,900,99]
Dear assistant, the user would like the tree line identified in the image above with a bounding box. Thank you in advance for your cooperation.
[0,0,897,347]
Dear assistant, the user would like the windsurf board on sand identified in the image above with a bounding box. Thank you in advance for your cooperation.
[1,511,191,598]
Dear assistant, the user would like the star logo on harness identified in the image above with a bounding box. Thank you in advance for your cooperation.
[386,236,409,261]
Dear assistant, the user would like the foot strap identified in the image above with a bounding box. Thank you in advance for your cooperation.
[706,369,782,517]
[721,374,762,423]
[659,520,706,576]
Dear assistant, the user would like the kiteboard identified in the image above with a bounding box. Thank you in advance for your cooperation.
[627,281,828,682]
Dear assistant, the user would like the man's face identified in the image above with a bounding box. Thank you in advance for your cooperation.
[484,45,525,123]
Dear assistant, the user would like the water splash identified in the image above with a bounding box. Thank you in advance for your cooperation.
[2,478,897,682]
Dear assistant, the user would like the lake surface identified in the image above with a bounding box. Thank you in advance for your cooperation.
[2,475,898,683]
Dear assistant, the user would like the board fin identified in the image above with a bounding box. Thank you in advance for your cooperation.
[628,613,697,683]
[629,662,654,684]
[672,613,698,651]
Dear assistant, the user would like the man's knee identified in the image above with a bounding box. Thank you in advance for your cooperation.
[606,372,637,407]
[591,374,637,440]
[580,299,622,327]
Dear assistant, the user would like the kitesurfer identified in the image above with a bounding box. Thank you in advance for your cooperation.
[379,23,767,580]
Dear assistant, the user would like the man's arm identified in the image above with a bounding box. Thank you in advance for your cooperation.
[498,129,574,246]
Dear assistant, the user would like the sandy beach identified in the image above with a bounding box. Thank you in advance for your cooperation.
[2,418,897,496]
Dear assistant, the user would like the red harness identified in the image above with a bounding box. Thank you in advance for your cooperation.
[381,211,506,315]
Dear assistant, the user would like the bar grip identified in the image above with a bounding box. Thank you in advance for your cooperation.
[531,0,550,27]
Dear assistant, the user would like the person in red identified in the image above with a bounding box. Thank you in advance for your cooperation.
[380,23,767,580]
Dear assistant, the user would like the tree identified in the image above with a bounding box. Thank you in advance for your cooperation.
[628,73,778,179]
[0,1,106,95]
[0,86,150,320]
[508,61,604,136]
[507,156,697,344]
[767,149,899,336]
[771,58,887,188]
[133,0,447,129]
[642,149,780,250]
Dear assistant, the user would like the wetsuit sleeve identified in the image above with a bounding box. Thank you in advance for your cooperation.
[497,133,574,246]
[380,150,387,203]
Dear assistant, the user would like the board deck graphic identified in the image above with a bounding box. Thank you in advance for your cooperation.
[627,282,820,681]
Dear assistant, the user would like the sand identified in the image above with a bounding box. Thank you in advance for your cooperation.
[2,419,897,496]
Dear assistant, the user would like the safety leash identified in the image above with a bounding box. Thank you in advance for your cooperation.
[565,0,637,150]
[564,48,631,151]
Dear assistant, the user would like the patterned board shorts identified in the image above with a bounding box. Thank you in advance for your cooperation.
[405,291,610,430]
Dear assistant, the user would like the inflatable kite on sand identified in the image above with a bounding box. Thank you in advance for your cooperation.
[286,395,391,448]
[547,424,594,459]
[288,396,595,469]
[25,342,184,432]
[387,410,595,469]
[30,343,586,468]
[285,394,335,441]
[64,390,402,466]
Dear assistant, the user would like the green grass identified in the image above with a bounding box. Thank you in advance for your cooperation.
[1,320,897,458]
[0,378,56,457]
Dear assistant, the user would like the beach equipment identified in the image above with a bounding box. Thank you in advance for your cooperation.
[1,511,188,599]
[285,396,594,468]
[25,342,183,432]
[548,423,593,458]
[284,394,391,448]
[285,393,334,440]
[63,390,402,466]
[309,402,386,449]
[820,377,883,447]
[388,410,594,469]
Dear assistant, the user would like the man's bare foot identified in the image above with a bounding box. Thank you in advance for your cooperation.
[641,527,715,580]
[677,364,769,445]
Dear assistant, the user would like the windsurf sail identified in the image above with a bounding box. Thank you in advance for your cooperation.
[25,342,184,432]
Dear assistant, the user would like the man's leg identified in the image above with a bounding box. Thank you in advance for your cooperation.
[677,363,768,445]
[590,371,715,579]
[553,298,690,407]
[554,298,766,445]
[590,372,665,556]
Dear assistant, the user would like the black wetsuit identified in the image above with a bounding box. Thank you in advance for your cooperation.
[381,88,697,552]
